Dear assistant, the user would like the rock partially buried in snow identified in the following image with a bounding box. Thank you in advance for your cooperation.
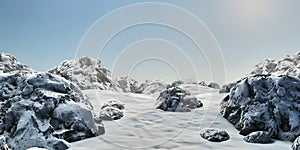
[100,99,125,121]
[0,136,10,150]
[0,72,104,150]
[208,82,220,89]
[101,99,125,110]
[292,136,300,150]
[200,128,230,142]
[156,86,203,112]
[220,74,300,142]
[243,131,272,143]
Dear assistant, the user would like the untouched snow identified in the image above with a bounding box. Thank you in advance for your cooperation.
[71,84,291,150]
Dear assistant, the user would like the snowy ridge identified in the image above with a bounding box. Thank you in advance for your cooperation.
[137,79,168,94]
[250,52,300,78]
[0,53,34,73]
[49,57,113,90]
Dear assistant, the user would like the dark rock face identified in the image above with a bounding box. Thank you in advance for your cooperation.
[100,100,125,121]
[220,74,300,142]
[243,131,272,143]
[292,136,300,150]
[156,86,203,112]
[200,128,230,142]
[0,73,104,149]
[208,82,220,89]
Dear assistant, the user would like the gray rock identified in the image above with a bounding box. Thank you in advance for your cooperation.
[243,131,272,143]
[0,135,10,150]
[99,106,124,121]
[292,136,300,150]
[101,99,125,110]
[198,81,207,86]
[47,138,70,150]
[208,82,220,89]
[200,128,230,142]
[22,85,33,96]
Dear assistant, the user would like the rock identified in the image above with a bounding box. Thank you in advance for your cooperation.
[99,106,124,121]
[219,80,241,93]
[115,76,139,93]
[156,86,203,112]
[199,81,207,86]
[0,72,104,149]
[0,135,10,150]
[137,79,167,94]
[221,74,300,141]
[0,53,34,73]
[243,131,272,143]
[200,128,230,142]
[292,136,300,150]
[208,82,220,89]
[101,99,125,110]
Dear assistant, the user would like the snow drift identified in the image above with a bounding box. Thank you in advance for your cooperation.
[0,72,104,149]
[49,57,113,90]
[220,74,300,142]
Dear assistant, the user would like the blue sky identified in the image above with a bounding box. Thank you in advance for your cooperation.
[1,0,300,83]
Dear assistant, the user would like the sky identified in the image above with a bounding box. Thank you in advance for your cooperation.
[1,0,300,84]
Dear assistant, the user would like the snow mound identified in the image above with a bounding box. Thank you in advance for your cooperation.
[243,131,272,143]
[292,136,300,150]
[200,128,230,142]
[208,82,220,89]
[137,79,167,94]
[220,74,300,142]
[115,76,139,93]
[0,53,34,73]
[100,99,124,121]
[0,72,104,150]
[250,52,300,79]
[156,86,203,112]
[49,57,113,90]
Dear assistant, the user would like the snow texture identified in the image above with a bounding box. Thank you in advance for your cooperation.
[200,128,230,142]
[156,86,203,112]
[243,131,272,143]
[49,57,113,90]
[292,136,300,150]
[99,100,124,120]
[0,53,34,73]
[250,52,300,79]
[0,72,104,150]
[221,74,300,142]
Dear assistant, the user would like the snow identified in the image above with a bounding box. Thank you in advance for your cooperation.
[71,84,292,150]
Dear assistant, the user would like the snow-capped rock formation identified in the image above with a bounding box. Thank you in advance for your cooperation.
[99,100,124,120]
[250,52,300,79]
[0,72,104,150]
[243,131,272,143]
[198,81,207,86]
[208,82,220,89]
[156,86,203,112]
[220,74,300,142]
[49,57,113,90]
[115,76,139,93]
[292,136,300,150]
[137,79,167,94]
[200,128,230,142]
[0,53,34,73]
[219,80,242,93]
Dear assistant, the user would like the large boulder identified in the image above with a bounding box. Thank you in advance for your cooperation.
[208,82,220,89]
[100,100,125,121]
[243,131,272,143]
[200,128,230,142]
[156,86,203,112]
[0,72,104,149]
[49,57,113,90]
[220,74,300,142]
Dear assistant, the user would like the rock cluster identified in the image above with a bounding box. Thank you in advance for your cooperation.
[220,74,300,142]
[156,86,203,112]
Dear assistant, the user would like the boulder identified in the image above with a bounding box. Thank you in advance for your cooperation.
[243,131,272,143]
[200,128,230,142]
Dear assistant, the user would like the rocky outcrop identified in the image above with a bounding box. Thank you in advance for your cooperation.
[137,79,167,94]
[200,128,230,142]
[0,53,34,73]
[99,100,125,120]
[243,131,272,143]
[208,82,220,89]
[220,74,300,142]
[292,136,300,150]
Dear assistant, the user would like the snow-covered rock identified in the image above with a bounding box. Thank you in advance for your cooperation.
[0,72,104,150]
[220,74,300,142]
[198,81,207,86]
[137,79,167,94]
[100,99,125,121]
[0,53,34,73]
[292,136,300,150]
[49,57,113,90]
[156,86,203,112]
[250,52,300,79]
[115,76,139,93]
[243,131,272,143]
[0,136,10,150]
[219,80,242,93]
[208,82,220,89]
[200,128,230,142]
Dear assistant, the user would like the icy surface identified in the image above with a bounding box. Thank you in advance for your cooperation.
[156,86,203,112]
[250,52,300,79]
[49,57,113,90]
[221,74,300,142]
[0,72,104,149]
[200,128,230,142]
[0,53,34,73]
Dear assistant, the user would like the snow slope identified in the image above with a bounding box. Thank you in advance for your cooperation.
[71,84,291,150]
